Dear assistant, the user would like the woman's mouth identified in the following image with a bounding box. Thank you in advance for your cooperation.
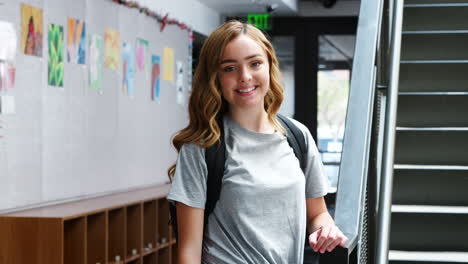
[236,86,257,95]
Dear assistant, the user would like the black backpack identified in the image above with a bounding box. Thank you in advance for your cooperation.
[169,114,307,239]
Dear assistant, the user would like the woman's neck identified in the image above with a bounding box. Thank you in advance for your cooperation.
[228,107,276,134]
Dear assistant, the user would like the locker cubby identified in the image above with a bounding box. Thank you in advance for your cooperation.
[126,203,142,260]
[0,184,177,264]
[158,247,171,264]
[143,200,157,252]
[157,199,170,246]
[87,212,106,264]
[108,207,126,264]
[143,252,158,264]
[64,217,86,264]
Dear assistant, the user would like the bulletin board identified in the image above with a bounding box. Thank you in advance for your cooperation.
[0,0,192,210]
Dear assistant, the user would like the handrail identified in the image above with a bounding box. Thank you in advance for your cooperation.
[375,0,404,263]
[321,0,384,262]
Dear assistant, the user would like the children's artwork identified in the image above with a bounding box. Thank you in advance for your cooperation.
[67,18,86,64]
[136,38,149,74]
[48,24,64,87]
[104,28,120,70]
[89,34,103,92]
[21,4,43,57]
[122,42,135,96]
[151,55,161,102]
[162,47,174,81]
[176,61,184,105]
[0,21,17,90]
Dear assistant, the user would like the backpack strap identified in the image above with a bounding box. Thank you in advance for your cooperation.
[204,116,226,228]
[277,114,307,172]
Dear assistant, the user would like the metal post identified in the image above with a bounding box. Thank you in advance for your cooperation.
[375,0,404,264]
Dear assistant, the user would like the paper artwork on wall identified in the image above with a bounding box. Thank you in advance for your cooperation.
[176,60,184,105]
[0,21,17,90]
[122,42,135,96]
[0,95,16,115]
[21,4,43,57]
[151,55,161,102]
[67,18,86,64]
[48,24,64,87]
[136,38,149,74]
[162,47,174,81]
[104,28,120,70]
[89,34,103,92]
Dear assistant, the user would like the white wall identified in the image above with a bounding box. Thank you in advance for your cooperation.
[138,0,222,36]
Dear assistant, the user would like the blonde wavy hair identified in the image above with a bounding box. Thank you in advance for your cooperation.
[168,20,285,181]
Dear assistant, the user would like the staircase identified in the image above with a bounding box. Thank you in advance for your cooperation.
[389,1,468,263]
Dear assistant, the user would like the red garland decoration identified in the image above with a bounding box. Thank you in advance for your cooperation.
[112,0,192,34]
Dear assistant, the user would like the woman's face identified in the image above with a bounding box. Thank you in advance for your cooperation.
[218,35,270,112]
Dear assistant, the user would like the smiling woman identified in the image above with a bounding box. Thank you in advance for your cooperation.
[167,20,347,264]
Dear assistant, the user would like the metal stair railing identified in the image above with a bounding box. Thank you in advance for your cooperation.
[320,0,385,263]
[375,0,404,263]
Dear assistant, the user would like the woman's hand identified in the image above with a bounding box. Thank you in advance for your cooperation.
[308,224,348,253]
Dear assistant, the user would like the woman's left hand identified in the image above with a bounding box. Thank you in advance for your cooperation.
[308,224,348,253]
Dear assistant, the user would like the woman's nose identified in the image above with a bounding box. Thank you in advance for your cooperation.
[239,66,252,83]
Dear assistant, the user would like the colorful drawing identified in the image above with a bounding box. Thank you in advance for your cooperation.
[48,24,64,87]
[67,18,86,64]
[0,21,17,90]
[104,28,120,70]
[122,42,135,96]
[21,4,43,57]
[136,38,149,74]
[162,47,174,81]
[176,61,184,105]
[151,55,161,102]
[89,34,103,92]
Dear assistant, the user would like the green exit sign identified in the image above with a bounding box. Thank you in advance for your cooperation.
[247,13,271,30]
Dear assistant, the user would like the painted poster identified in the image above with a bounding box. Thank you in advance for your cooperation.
[162,47,174,81]
[48,24,64,87]
[136,38,149,74]
[104,28,120,70]
[67,18,86,64]
[0,21,17,90]
[176,60,184,105]
[122,42,135,96]
[151,55,161,102]
[89,34,103,92]
[21,4,43,57]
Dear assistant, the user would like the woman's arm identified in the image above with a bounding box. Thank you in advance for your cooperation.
[306,197,348,253]
[176,202,205,264]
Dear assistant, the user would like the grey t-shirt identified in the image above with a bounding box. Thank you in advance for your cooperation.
[167,116,328,264]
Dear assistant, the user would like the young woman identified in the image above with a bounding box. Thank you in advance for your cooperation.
[167,21,347,264]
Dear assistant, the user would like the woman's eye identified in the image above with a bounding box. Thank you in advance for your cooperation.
[252,61,262,67]
[223,66,235,72]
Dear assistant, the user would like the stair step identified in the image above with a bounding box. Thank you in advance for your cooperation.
[394,164,468,170]
[393,168,468,206]
[395,130,468,166]
[401,60,468,64]
[397,92,468,127]
[403,3,468,31]
[401,33,468,61]
[403,30,468,34]
[399,92,468,95]
[397,127,468,131]
[392,205,468,214]
[389,250,468,263]
[390,210,468,251]
[399,62,468,92]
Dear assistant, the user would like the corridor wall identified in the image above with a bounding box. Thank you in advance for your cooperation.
[0,0,191,211]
